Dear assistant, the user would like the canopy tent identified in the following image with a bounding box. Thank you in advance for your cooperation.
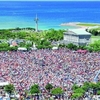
[0,82,9,86]
[18,47,27,51]
[52,47,58,50]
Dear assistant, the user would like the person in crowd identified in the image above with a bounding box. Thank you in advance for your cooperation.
[0,48,100,96]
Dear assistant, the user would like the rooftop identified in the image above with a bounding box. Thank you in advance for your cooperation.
[65,28,91,35]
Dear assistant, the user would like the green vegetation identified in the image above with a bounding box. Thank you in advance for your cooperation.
[87,27,100,36]
[88,29,100,36]
[19,42,32,50]
[51,87,64,95]
[4,84,15,94]
[36,39,53,49]
[0,28,64,51]
[91,35,100,43]
[30,84,40,95]
[89,40,100,52]
[71,82,100,99]
[0,28,64,41]
[77,23,100,27]
[0,28,34,39]
[4,84,15,99]
[1,39,100,52]
[71,82,90,99]
[58,39,100,52]
[0,27,100,52]
[3,82,100,100]
[45,83,53,92]
[91,35,100,39]
[45,29,64,41]
[66,43,78,50]
[0,43,18,51]
[58,43,86,51]
[30,84,40,100]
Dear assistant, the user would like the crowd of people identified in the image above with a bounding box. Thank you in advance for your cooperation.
[0,48,100,94]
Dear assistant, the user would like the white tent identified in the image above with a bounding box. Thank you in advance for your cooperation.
[0,82,9,86]
[18,47,27,51]
[52,46,58,50]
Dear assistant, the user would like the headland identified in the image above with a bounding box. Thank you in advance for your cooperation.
[60,22,100,29]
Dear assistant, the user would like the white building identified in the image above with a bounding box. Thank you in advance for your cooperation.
[63,28,91,46]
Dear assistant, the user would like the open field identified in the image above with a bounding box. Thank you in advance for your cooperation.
[61,22,100,28]
[77,23,100,27]
[91,35,100,43]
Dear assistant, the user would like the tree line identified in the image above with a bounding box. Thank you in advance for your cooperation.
[71,81,100,99]
[86,28,100,36]
[4,83,64,100]
[0,28,64,50]
[59,40,100,52]
[0,28,100,52]
[4,81,100,100]
[0,40,100,52]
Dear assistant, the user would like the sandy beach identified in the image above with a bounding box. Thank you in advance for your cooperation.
[60,22,100,29]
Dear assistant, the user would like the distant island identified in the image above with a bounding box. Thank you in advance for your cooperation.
[60,22,100,28]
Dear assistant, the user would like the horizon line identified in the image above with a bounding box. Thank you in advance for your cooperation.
[0,0,100,2]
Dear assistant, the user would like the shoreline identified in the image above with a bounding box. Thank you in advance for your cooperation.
[0,22,100,30]
[60,22,100,29]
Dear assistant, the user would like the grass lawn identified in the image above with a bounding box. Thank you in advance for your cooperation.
[91,35,100,38]
[91,36,100,43]
[77,23,100,27]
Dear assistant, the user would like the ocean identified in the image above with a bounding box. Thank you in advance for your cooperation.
[0,1,100,30]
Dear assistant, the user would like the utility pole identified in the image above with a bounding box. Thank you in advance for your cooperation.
[34,14,39,32]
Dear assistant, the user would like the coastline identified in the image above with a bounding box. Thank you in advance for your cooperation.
[60,22,100,29]
[0,22,100,30]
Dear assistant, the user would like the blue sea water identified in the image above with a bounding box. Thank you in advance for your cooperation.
[0,1,100,30]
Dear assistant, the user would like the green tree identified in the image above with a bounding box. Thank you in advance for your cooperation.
[51,87,63,95]
[4,84,15,99]
[96,82,100,89]
[36,39,52,49]
[16,32,27,39]
[27,33,39,45]
[8,46,18,51]
[67,43,78,50]
[58,44,66,48]
[71,82,100,99]
[30,84,40,100]
[45,83,53,93]
[89,40,100,52]
[89,82,98,90]
[71,93,83,99]
[30,84,40,94]
[73,88,85,94]
[0,43,9,51]
[97,90,100,95]
[91,29,98,36]
[72,84,79,90]
[71,87,85,99]
[45,29,64,41]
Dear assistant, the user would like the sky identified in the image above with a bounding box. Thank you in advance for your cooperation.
[0,0,100,1]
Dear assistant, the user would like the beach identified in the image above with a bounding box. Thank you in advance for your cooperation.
[60,22,100,29]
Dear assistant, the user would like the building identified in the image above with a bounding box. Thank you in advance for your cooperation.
[63,28,91,46]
